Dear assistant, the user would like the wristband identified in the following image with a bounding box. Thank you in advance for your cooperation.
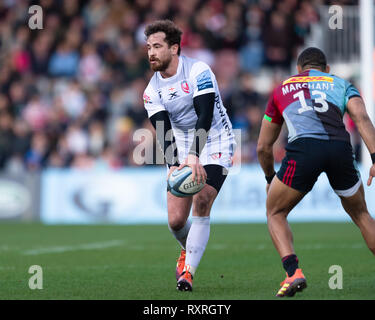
[371,153,375,164]
[265,172,276,184]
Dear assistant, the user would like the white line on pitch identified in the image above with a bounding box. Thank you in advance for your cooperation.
[22,240,125,255]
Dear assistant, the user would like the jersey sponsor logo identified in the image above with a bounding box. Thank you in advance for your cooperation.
[168,87,179,100]
[143,93,151,104]
[282,76,333,85]
[181,80,190,93]
[196,70,213,91]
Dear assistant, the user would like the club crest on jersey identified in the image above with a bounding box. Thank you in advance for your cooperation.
[181,80,190,93]
[210,152,222,160]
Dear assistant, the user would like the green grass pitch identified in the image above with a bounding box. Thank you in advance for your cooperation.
[0,222,373,300]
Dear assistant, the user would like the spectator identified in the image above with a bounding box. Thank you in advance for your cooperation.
[66,123,89,155]
[25,132,50,171]
[29,32,54,75]
[22,94,49,131]
[263,10,295,69]
[48,41,80,77]
[79,43,103,87]
[0,111,14,168]
[239,4,264,73]
[59,80,87,119]
[88,120,106,156]
[0,0,344,172]
[11,119,31,157]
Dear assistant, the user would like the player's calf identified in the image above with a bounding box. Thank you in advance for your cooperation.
[340,185,375,256]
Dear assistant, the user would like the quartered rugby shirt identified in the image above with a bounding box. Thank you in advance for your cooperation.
[265,69,361,143]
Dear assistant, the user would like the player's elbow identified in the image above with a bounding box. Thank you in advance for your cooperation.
[256,142,273,157]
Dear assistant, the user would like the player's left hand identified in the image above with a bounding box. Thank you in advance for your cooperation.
[367,164,375,186]
[179,154,207,185]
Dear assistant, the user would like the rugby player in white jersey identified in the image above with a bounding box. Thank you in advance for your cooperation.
[143,20,236,291]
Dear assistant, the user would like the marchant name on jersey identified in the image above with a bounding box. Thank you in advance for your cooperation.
[282,82,334,95]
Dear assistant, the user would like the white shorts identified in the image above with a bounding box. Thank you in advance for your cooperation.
[175,137,236,169]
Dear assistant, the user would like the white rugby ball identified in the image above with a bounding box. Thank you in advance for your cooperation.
[167,166,205,197]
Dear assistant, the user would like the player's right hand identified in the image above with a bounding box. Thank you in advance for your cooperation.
[367,164,375,186]
[179,154,207,185]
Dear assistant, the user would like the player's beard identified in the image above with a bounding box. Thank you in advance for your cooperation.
[149,55,172,72]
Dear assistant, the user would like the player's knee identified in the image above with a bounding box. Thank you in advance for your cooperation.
[168,216,186,231]
[193,194,212,216]
[351,210,372,227]
[194,199,209,216]
[266,206,277,218]
[266,210,275,220]
[342,197,369,224]
[266,207,288,220]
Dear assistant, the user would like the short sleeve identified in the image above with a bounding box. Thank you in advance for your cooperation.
[344,81,361,107]
[265,91,284,125]
[190,61,216,98]
[143,84,165,118]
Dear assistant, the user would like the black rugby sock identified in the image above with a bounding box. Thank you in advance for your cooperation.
[282,254,299,277]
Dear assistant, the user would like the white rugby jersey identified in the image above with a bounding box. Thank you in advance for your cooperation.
[143,55,235,166]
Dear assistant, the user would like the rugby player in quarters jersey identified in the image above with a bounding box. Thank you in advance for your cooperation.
[143,20,236,291]
[257,47,375,297]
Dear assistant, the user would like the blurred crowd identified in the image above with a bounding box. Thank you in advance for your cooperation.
[0,0,359,173]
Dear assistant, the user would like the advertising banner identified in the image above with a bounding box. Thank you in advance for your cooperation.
[40,165,375,224]
[0,173,40,221]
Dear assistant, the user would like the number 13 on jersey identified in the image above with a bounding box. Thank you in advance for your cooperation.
[294,90,329,114]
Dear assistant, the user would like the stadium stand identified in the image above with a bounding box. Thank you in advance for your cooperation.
[0,0,359,173]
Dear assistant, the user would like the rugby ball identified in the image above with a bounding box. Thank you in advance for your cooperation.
[167,167,205,197]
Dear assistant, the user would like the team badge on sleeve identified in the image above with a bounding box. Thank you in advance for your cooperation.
[143,93,152,104]
[196,70,213,91]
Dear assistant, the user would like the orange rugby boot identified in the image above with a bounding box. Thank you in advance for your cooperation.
[176,266,193,291]
[176,249,186,281]
[276,268,307,297]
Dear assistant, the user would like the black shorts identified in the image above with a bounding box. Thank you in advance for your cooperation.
[276,138,361,195]
[204,164,228,193]
[167,164,228,194]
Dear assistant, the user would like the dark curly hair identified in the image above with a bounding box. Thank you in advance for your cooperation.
[297,47,327,71]
[144,20,182,55]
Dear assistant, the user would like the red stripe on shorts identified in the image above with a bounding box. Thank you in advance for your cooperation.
[282,161,292,184]
[283,160,296,186]
[287,160,296,186]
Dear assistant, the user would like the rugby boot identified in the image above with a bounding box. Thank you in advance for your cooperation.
[176,249,186,280]
[276,268,307,297]
[177,267,193,291]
